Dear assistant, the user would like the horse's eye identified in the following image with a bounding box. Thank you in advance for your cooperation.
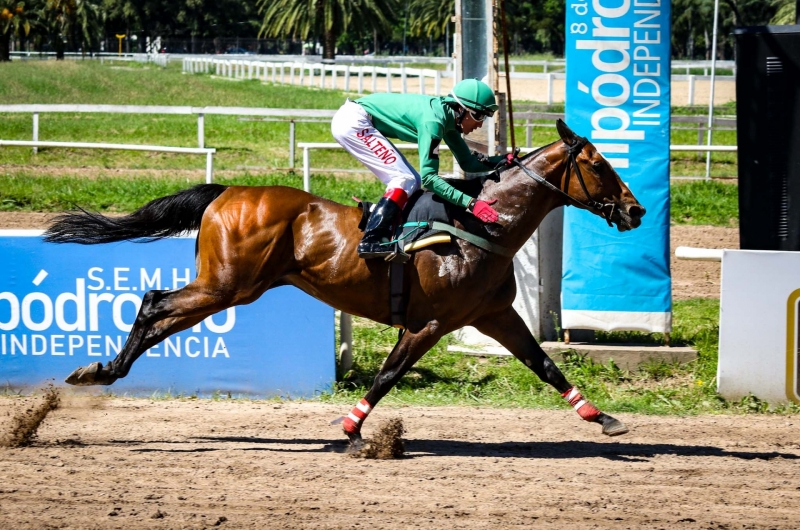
[592,160,603,170]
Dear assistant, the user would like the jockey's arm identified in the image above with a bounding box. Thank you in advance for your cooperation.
[443,128,506,171]
[418,123,473,209]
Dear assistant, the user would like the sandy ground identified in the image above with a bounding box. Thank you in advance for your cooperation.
[0,399,798,529]
[0,212,735,300]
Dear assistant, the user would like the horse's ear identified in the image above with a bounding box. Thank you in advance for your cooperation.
[556,119,578,146]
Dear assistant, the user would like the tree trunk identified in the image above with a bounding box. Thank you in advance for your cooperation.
[323,27,335,61]
[0,32,10,62]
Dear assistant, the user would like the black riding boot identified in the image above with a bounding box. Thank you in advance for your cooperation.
[357,197,401,259]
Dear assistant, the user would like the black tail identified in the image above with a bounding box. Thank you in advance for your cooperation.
[43,184,228,244]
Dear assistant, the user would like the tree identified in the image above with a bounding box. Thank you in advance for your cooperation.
[408,0,451,39]
[0,0,36,61]
[257,0,398,60]
[44,0,102,58]
[770,0,796,24]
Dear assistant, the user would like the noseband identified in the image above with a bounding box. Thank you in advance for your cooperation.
[512,137,615,227]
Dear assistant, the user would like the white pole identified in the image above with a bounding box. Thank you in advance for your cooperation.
[303,147,311,192]
[206,152,213,184]
[401,64,407,94]
[688,75,695,106]
[289,120,295,169]
[705,0,721,180]
[32,112,39,155]
[344,65,351,92]
[372,65,377,92]
[197,113,205,148]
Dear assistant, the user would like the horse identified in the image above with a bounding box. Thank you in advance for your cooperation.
[44,119,646,446]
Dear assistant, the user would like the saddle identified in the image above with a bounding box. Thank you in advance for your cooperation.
[355,178,514,329]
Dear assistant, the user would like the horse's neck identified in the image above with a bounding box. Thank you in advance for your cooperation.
[481,147,567,251]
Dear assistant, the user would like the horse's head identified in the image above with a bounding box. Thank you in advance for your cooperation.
[553,119,645,232]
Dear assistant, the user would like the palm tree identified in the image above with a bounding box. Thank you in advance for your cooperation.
[257,0,398,61]
[770,0,796,24]
[408,0,452,39]
[0,0,36,61]
[44,0,102,58]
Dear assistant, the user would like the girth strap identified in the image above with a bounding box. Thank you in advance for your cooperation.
[428,221,515,258]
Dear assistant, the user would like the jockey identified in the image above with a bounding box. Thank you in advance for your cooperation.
[331,78,514,260]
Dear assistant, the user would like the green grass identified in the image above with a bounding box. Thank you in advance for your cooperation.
[323,299,798,415]
[671,180,739,226]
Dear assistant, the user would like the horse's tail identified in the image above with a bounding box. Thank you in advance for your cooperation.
[43,183,228,244]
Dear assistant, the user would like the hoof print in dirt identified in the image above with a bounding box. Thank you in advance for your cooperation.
[349,418,405,459]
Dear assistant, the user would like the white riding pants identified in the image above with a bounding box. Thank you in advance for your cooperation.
[330,100,421,197]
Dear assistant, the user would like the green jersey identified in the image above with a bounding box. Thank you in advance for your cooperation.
[356,93,502,209]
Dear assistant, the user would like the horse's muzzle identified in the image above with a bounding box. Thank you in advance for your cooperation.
[611,202,646,232]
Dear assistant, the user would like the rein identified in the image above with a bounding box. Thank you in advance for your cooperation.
[512,137,615,227]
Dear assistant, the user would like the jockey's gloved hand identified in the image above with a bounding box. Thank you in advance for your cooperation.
[468,198,499,223]
[471,150,495,169]
[498,147,522,168]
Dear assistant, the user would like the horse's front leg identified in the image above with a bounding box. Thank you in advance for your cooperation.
[341,321,445,447]
[471,307,628,436]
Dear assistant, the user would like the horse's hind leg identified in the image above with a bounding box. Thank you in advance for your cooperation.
[65,279,237,385]
[471,306,629,437]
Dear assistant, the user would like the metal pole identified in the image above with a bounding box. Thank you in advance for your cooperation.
[704,0,721,180]
[197,113,204,149]
[339,312,353,376]
[303,147,310,192]
[289,120,296,169]
[32,112,39,155]
[499,0,516,149]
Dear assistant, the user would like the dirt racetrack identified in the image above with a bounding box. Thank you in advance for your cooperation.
[0,398,799,529]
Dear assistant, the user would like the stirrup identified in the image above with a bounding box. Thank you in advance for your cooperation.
[384,242,410,264]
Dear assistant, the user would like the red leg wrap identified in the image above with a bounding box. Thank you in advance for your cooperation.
[342,398,373,434]
[383,188,409,210]
[561,387,601,422]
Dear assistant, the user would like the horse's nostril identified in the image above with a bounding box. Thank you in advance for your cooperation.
[628,205,645,218]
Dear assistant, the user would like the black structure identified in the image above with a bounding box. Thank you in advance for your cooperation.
[735,26,800,251]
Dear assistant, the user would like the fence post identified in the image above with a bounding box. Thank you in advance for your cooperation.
[320,65,326,89]
[339,312,353,376]
[386,68,392,92]
[299,63,305,86]
[290,63,295,85]
[344,65,351,92]
[289,120,296,169]
[526,120,532,148]
[547,73,554,105]
[401,64,407,94]
[372,65,377,92]
[688,75,695,106]
[271,63,276,83]
[697,122,704,160]
[32,112,39,155]
[280,64,285,84]
[197,113,205,149]
[358,67,364,94]
[419,71,426,95]
[303,147,311,192]
[206,152,213,184]
[435,70,441,96]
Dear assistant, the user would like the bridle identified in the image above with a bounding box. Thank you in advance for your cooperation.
[512,136,616,227]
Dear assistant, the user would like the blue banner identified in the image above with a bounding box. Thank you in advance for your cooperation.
[0,233,335,397]
[563,0,672,332]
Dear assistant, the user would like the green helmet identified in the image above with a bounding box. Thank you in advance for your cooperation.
[447,78,498,117]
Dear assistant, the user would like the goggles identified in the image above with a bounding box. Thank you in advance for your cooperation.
[469,110,487,122]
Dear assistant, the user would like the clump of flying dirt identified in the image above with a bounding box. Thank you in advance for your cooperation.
[0,384,61,448]
[351,418,405,459]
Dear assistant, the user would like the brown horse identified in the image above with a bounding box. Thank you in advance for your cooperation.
[44,120,645,445]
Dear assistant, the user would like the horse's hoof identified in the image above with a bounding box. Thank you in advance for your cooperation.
[599,413,629,436]
[65,362,117,386]
[346,431,364,453]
